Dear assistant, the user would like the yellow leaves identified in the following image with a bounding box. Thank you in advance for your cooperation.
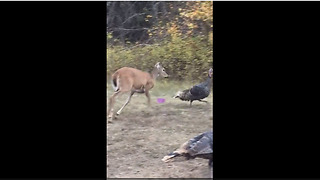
[180,1,212,23]
[145,14,152,22]
[182,12,189,18]
[187,23,194,29]
[141,2,213,42]
[168,24,178,35]
[107,33,113,40]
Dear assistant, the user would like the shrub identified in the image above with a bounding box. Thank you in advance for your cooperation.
[107,36,212,82]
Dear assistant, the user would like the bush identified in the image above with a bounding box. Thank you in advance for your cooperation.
[107,36,213,82]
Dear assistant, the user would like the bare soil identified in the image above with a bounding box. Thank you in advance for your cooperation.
[107,88,213,178]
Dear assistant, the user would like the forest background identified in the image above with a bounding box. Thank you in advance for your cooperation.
[107,1,213,82]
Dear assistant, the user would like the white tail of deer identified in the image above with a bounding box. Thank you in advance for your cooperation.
[107,62,168,122]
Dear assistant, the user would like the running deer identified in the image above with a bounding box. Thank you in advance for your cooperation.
[107,62,169,122]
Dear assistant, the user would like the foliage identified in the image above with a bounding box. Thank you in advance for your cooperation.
[107,2,213,82]
[107,2,212,45]
[107,36,212,82]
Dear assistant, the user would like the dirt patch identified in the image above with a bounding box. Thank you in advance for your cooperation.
[107,90,213,178]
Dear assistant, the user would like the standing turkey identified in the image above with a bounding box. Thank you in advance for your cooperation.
[162,131,213,168]
[174,68,213,106]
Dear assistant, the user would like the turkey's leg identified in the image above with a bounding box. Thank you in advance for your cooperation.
[198,99,208,103]
[189,100,193,107]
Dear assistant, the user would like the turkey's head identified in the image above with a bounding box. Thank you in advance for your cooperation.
[173,91,182,98]
[208,68,213,78]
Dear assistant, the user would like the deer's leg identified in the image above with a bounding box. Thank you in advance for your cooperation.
[145,90,151,106]
[190,100,193,107]
[116,91,135,115]
[107,91,122,121]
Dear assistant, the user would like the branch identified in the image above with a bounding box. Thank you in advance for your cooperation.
[120,43,160,51]
[122,13,146,25]
[112,27,150,31]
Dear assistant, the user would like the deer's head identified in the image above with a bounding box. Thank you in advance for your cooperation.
[154,62,169,78]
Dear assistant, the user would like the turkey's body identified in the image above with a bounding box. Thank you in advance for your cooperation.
[174,68,213,106]
[162,131,213,167]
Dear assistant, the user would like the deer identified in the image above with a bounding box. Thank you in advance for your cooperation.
[107,62,169,123]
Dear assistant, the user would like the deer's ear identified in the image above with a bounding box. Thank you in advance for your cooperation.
[155,62,160,68]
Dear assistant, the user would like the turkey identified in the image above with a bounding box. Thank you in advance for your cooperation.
[174,68,213,106]
[162,131,213,168]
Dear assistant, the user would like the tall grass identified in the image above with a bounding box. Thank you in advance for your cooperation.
[107,36,213,82]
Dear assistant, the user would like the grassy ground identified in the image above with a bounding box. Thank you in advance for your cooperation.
[106,80,213,178]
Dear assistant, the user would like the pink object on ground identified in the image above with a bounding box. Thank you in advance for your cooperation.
[157,98,165,103]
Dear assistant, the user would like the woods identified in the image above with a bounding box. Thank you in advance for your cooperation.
[107,1,213,81]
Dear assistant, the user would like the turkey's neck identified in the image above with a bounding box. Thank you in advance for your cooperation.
[203,76,212,87]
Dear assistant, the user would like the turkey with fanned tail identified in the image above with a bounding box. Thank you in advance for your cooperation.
[173,68,213,106]
[162,131,213,168]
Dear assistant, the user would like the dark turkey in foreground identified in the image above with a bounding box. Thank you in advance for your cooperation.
[162,131,213,168]
[174,68,213,106]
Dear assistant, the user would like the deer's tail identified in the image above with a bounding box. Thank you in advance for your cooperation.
[111,73,120,92]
